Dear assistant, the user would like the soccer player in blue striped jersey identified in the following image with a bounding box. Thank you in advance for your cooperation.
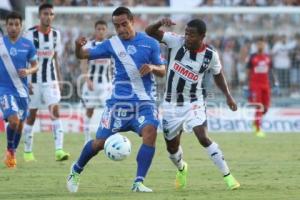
[67,7,165,193]
[0,12,38,168]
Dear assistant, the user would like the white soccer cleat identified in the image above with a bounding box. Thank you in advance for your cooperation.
[131,182,153,192]
[66,166,80,193]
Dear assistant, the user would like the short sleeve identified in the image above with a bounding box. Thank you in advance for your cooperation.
[150,39,165,65]
[55,31,63,56]
[27,41,37,62]
[209,50,222,75]
[162,32,184,48]
[88,40,111,60]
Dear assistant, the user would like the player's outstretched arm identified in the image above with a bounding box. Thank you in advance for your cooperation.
[145,18,176,42]
[139,64,166,77]
[75,36,89,59]
[213,70,237,111]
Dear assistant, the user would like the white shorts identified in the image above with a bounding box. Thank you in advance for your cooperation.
[81,83,112,109]
[29,82,61,109]
[161,101,207,141]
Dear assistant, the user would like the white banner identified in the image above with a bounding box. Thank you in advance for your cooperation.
[1,107,300,133]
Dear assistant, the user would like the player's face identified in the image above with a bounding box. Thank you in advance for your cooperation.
[112,14,135,40]
[6,18,22,40]
[257,40,265,52]
[39,8,55,27]
[95,24,107,41]
[184,26,204,51]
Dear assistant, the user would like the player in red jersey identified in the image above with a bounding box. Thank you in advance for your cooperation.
[247,37,278,137]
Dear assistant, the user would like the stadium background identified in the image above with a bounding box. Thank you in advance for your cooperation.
[0,0,299,133]
[0,1,300,200]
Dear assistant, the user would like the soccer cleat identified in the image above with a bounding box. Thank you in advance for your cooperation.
[4,150,17,169]
[23,152,36,162]
[175,162,188,189]
[67,166,80,193]
[55,149,70,161]
[131,182,153,192]
[255,130,266,138]
[224,174,240,190]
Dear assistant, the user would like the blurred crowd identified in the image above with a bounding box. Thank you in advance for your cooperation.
[28,0,300,7]
[1,0,300,104]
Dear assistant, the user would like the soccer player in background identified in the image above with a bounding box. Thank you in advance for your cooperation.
[23,3,70,161]
[67,7,165,193]
[0,12,38,168]
[80,20,113,144]
[146,18,240,190]
[247,37,278,137]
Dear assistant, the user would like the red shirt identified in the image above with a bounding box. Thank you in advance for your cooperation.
[247,53,272,87]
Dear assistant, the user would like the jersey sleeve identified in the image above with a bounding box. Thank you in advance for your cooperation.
[55,31,63,56]
[150,39,165,65]
[88,40,111,60]
[209,50,222,75]
[161,32,183,48]
[27,40,37,62]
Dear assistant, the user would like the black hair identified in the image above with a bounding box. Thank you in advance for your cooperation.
[112,6,133,21]
[256,36,265,42]
[187,19,206,35]
[5,11,22,24]
[95,20,107,28]
[39,3,53,14]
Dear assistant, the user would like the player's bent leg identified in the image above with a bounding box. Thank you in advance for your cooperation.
[165,133,188,189]
[5,115,20,168]
[132,125,157,192]
[193,124,240,190]
[24,108,38,161]
[66,139,104,193]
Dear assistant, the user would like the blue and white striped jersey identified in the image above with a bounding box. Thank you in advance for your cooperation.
[0,36,37,98]
[88,32,164,104]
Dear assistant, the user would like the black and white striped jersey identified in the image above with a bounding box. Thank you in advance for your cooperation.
[84,40,112,85]
[162,32,222,106]
[23,26,62,84]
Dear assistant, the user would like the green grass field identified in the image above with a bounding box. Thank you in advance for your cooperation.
[0,132,299,200]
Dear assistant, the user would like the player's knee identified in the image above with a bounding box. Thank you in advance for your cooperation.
[92,139,105,151]
[49,104,60,119]
[8,118,20,130]
[27,109,38,125]
[86,109,94,118]
[142,128,157,147]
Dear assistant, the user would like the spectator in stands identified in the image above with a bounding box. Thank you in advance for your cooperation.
[290,33,300,97]
[271,35,292,89]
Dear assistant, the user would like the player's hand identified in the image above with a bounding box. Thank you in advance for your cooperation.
[159,18,176,27]
[18,68,28,78]
[87,79,94,91]
[140,64,154,77]
[75,36,87,48]
[226,95,238,111]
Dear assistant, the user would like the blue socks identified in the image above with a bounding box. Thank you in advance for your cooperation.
[73,140,99,174]
[135,144,155,183]
[14,132,22,149]
[6,124,15,150]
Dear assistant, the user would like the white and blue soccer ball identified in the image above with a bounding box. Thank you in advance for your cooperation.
[104,133,131,161]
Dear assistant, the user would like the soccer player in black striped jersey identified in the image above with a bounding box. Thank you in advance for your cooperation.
[146,18,240,190]
[22,3,70,162]
[80,20,113,144]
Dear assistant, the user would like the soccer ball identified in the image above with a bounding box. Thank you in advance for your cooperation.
[104,133,131,161]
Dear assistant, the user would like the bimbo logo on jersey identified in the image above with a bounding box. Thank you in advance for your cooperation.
[172,61,199,83]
